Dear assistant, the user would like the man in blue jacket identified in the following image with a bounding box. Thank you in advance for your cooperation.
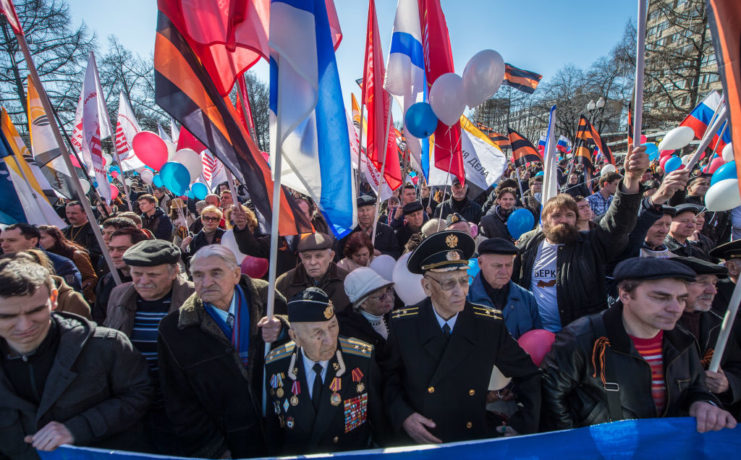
[468,238,541,339]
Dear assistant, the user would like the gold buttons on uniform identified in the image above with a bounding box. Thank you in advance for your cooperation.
[466,422,473,429]
[468,389,475,396]
[333,436,339,444]
[427,386,435,394]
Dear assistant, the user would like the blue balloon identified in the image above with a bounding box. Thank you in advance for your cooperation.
[507,208,535,240]
[642,142,659,161]
[535,171,544,177]
[160,162,191,196]
[664,156,682,174]
[405,102,438,138]
[467,258,480,285]
[191,182,209,200]
[711,161,737,186]
[153,174,163,187]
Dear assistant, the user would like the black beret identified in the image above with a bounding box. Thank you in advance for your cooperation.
[123,240,181,267]
[613,257,696,283]
[660,205,677,217]
[445,212,467,226]
[287,287,335,323]
[407,230,475,274]
[709,240,741,261]
[403,201,423,215]
[297,232,334,252]
[357,194,376,208]
[478,237,518,256]
[674,203,704,216]
[672,256,728,278]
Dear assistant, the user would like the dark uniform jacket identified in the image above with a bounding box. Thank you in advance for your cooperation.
[157,275,287,458]
[0,313,152,460]
[383,299,541,442]
[337,224,401,260]
[264,337,384,455]
[541,304,718,430]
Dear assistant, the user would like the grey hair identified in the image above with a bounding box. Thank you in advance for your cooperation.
[421,219,443,237]
[189,244,239,270]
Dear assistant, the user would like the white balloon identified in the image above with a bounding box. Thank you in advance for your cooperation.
[462,49,505,108]
[79,178,91,194]
[369,254,396,282]
[658,126,695,151]
[392,253,426,306]
[140,169,154,185]
[705,179,741,212]
[600,164,617,176]
[723,143,734,163]
[429,73,466,126]
[173,148,203,182]
[488,365,512,391]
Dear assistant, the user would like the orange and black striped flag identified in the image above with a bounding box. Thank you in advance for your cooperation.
[507,127,542,166]
[154,12,312,236]
[489,132,510,151]
[576,115,615,165]
[503,63,542,94]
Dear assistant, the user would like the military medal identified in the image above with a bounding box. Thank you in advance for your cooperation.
[286,416,295,429]
[351,368,365,394]
[273,401,281,415]
[290,381,301,406]
[330,377,342,406]
[276,387,284,398]
[275,373,285,398]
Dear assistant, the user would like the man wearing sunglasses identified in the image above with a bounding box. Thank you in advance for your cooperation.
[383,231,541,445]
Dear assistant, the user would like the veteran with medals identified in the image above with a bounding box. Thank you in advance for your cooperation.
[384,231,542,444]
[264,288,384,455]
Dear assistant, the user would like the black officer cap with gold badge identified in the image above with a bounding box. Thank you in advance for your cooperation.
[673,256,729,278]
[287,287,335,322]
[445,212,466,227]
[402,201,423,216]
[407,230,475,275]
[297,232,334,252]
[123,239,181,267]
[709,240,741,261]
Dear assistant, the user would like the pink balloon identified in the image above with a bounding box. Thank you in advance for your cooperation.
[133,131,168,171]
[111,170,119,179]
[241,256,269,279]
[707,157,725,174]
[659,155,671,171]
[517,329,556,366]
[660,150,674,158]
[109,184,119,201]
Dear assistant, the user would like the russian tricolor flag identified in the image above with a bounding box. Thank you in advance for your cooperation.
[557,135,571,153]
[538,134,546,155]
[681,91,732,151]
[269,0,356,237]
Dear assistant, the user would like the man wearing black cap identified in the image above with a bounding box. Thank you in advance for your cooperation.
[384,231,541,444]
[436,178,483,225]
[468,238,542,339]
[396,201,427,249]
[709,240,741,314]
[542,257,737,433]
[671,173,731,245]
[264,288,384,454]
[389,183,420,229]
[276,232,351,312]
[336,195,400,260]
[666,203,709,259]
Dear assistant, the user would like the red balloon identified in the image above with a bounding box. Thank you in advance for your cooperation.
[111,170,119,179]
[659,155,671,171]
[517,329,556,366]
[109,184,119,201]
[132,131,168,171]
[241,256,269,279]
[660,149,674,158]
[707,157,725,174]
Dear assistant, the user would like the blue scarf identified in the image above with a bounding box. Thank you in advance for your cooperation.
[205,284,250,367]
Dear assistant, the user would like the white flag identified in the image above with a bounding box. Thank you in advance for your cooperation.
[115,92,146,171]
[347,111,392,200]
[201,150,227,191]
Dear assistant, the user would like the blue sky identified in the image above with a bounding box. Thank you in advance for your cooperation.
[69,0,637,112]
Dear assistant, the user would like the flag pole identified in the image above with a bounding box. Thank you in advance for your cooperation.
[685,105,728,172]
[709,280,741,372]
[14,31,121,285]
[371,97,393,247]
[631,0,648,148]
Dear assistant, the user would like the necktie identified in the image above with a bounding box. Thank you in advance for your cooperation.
[226,313,235,329]
[442,323,451,336]
[312,363,323,410]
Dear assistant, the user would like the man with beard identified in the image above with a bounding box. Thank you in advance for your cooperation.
[396,202,427,249]
[513,146,648,332]
[63,201,103,274]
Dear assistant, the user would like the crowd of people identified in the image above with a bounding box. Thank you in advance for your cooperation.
[1,145,740,459]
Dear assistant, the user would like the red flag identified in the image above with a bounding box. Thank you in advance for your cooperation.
[418,0,464,185]
[361,0,402,190]
[0,0,23,36]
[176,126,207,153]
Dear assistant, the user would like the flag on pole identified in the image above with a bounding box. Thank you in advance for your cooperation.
[503,63,543,94]
[680,91,732,152]
[537,133,546,155]
[541,106,559,206]
[200,150,227,191]
[573,116,597,172]
[488,131,510,151]
[0,0,23,36]
[155,11,312,236]
[575,115,615,165]
[418,0,464,185]
[507,128,542,167]
[384,0,426,166]
[71,52,111,201]
[269,0,356,237]
[115,92,146,171]
[361,0,401,191]
[557,135,571,154]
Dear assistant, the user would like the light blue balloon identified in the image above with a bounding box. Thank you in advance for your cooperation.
[535,171,544,177]
[153,174,163,188]
[664,156,682,174]
[467,258,480,285]
[642,142,659,161]
[405,102,438,138]
[191,182,209,200]
[711,161,737,186]
[160,162,191,196]
[507,208,535,240]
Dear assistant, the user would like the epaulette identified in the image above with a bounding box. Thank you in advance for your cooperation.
[265,341,296,365]
[339,336,373,358]
[471,303,503,320]
[391,306,419,320]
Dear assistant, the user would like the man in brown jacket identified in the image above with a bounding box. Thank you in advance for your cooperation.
[276,233,351,313]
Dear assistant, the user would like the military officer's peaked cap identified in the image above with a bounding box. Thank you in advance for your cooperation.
[287,287,335,322]
[672,256,728,278]
[709,239,741,261]
[407,230,475,275]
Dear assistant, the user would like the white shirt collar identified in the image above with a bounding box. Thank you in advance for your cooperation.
[432,305,458,332]
[301,350,329,390]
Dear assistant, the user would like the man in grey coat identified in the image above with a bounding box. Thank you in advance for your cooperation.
[0,258,152,459]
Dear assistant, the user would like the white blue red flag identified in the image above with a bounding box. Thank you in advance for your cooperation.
[681,91,731,151]
[557,135,571,154]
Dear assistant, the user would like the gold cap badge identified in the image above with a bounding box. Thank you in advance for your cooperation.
[446,234,459,248]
